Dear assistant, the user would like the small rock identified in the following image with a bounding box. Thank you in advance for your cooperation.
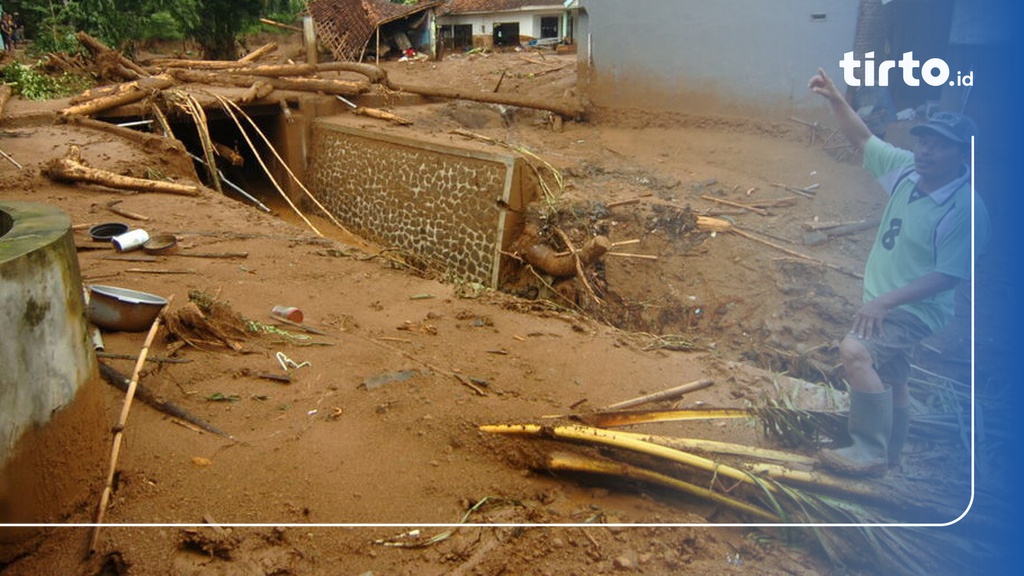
[613,555,637,571]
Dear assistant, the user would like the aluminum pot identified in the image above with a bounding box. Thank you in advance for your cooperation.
[86,285,168,332]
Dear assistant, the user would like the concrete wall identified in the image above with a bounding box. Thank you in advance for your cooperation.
[576,0,859,115]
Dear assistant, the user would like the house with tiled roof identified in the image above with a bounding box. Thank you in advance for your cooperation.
[438,0,573,52]
[307,0,447,62]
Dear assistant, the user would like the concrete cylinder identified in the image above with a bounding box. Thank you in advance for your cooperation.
[0,201,106,531]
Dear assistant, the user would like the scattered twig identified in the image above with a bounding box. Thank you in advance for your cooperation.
[603,379,714,410]
[610,239,640,247]
[106,199,150,221]
[124,268,197,274]
[605,252,658,260]
[0,147,22,169]
[700,194,769,216]
[605,198,643,209]
[554,227,602,305]
[175,251,249,259]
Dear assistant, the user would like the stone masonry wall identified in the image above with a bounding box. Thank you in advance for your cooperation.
[307,120,535,287]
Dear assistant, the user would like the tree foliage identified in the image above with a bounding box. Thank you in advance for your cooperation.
[181,0,262,60]
[12,0,303,59]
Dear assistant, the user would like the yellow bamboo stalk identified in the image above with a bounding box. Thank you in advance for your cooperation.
[480,423,767,490]
[576,407,752,428]
[547,451,779,522]
[606,428,817,466]
[743,462,879,501]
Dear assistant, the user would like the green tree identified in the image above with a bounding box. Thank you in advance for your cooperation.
[14,0,298,59]
[183,0,262,60]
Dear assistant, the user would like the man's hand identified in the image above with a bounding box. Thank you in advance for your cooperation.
[851,298,891,340]
[808,66,872,152]
[808,67,843,103]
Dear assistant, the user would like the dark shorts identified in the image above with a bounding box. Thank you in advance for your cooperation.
[846,308,932,385]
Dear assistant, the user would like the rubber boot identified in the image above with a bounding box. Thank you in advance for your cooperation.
[819,388,892,477]
[888,405,911,469]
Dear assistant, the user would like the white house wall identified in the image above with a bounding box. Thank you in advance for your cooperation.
[441,9,565,39]
[577,0,859,115]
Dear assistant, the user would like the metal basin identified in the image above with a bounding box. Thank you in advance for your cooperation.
[86,285,167,332]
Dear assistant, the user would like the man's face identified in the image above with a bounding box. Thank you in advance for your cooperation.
[914,132,967,181]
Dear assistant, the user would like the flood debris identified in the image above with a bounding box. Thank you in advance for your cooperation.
[91,294,172,554]
[45,145,202,196]
[164,290,250,351]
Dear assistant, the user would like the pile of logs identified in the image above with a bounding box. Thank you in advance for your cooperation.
[24,32,586,123]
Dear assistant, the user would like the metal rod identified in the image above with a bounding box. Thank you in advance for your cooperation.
[187,152,271,213]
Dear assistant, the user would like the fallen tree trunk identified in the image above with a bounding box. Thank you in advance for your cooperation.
[76,31,149,79]
[168,69,369,96]
[60,75,175,118]
[522,234,611,277]
[386,79,585,119]
[44,145,202,196]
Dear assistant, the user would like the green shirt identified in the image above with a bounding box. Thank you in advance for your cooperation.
[861,136,988,333]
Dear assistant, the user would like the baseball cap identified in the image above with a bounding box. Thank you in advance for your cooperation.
[909,111,977,145]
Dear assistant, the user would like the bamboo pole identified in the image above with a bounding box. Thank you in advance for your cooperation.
[89,294,173,554]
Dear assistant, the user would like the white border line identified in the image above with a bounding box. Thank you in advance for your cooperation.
[4,144,979,532]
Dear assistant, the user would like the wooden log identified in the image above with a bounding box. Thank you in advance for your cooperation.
[60,75,175,118]
[168,69,369,96]
[238,41,278,63]
[259,18,302,32]
[240,80,274,104]
[316,62,389,83]
[61,114,183,153]
[155,60,388,83]
[267,75,371,96]
[44,145,202,196]
[386,79,585,119]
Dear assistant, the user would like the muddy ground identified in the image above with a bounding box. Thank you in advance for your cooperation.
[0,44,1006,575]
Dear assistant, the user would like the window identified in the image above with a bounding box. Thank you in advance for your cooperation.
[540,16,558,39]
